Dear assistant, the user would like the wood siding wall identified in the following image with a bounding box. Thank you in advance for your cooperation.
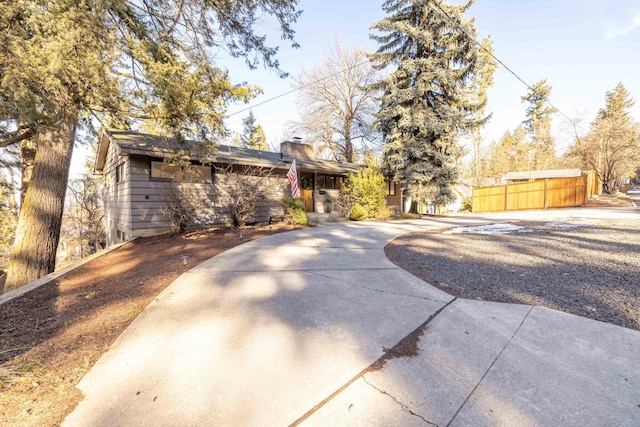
[102,143,130,246]
[472,172,601,213]
[113,155,288,240]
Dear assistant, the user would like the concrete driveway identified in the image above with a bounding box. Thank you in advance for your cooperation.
[64,210,640,426]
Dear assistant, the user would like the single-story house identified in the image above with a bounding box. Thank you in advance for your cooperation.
[95,130,402,246]
[502,169,582,183]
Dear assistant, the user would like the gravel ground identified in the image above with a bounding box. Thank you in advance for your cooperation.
[385,218,640,331]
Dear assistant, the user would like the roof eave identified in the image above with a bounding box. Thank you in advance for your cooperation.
[95,129,112,172]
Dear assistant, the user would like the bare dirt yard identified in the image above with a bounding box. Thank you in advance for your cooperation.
[0,224,299,427]
[386,218,640,332]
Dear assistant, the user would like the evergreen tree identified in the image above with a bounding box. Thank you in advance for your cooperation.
[240,111,268,151]
[371,0,490,206]
[470,36,498,185]
[521,78,558,170]
[0,0,300,291]
[596,82,635,125]
[486,125,529,177]
[0,175,18,266]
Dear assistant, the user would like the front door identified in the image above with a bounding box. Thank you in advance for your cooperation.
[300,173,314,212]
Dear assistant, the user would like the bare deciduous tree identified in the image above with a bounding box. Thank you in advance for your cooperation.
[572,118,639,192]
[290,38,381,162]
[61,176,106,259]
[161,185,201,233]
[216,164,288,227]
[568,83,639,193]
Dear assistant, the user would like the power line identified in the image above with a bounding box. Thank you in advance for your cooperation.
[229,0,586,146]
[428,0,585,135]
[227,59,371,118]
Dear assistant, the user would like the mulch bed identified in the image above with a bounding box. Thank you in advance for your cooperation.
[0,224,299,427]
[386,219,640,331]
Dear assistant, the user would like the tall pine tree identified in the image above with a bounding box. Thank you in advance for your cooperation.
[240,111,268,151]
[1,0,300,291]
[521,78,558,170]
[596,82,635,125]
[371,0,489,206]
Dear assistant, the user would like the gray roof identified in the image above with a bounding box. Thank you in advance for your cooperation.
[97,130,359,174]
[502,169,582,182]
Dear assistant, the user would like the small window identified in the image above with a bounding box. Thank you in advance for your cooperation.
[386,180,396,196]
[116,163,125,183]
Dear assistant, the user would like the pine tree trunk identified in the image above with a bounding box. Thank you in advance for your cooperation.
[20,137,37,206]
[4,115,76,293]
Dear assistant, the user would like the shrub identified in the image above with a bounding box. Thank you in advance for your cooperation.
[338,153,387,220]
[391,212,421,220]
[349,204,367,221]
[282,197,307,225]
[217,164,282,227]
[161,186,199,233]
[375,207,392,220]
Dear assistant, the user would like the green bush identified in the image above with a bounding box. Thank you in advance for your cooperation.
[282,197,307,225]
[375,207,392,220]
[391,212,421,220]
[349,204,367,221]
[338,153,387,220]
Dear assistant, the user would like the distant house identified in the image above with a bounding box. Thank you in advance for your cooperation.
[95,130,402,246]
[501,169,582,184]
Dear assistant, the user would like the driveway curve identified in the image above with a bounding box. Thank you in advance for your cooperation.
[64,211,640,427]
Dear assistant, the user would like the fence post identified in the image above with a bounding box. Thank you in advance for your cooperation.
[543,179,548,209]
[504,185,508,211]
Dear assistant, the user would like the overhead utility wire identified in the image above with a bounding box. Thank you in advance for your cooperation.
[429,0,585,137]
[230,0,585,145]
[227,59,371,118]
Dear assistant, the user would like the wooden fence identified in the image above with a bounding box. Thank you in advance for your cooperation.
[472,171,601,213]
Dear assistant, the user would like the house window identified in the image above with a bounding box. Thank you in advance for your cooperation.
[326,176,334,189]
[150,161,212,183]
[317,174,343,189]
[116,163,125,183]
[386,179,396,196]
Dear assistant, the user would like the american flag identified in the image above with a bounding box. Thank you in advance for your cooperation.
[287,159,300,198]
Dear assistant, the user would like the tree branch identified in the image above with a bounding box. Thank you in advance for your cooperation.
[0,128,34,148]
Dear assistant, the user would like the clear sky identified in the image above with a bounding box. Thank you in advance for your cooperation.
[223,0,640,152]
[73,0,640,176]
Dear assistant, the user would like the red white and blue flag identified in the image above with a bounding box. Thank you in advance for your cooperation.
[287,159,300,198]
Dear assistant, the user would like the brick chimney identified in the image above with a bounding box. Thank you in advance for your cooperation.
[280,137,314,159]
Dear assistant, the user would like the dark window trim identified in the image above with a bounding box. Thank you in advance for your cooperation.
[386,179,396,196]
[116,162,124,183]
[317,174,344,190]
